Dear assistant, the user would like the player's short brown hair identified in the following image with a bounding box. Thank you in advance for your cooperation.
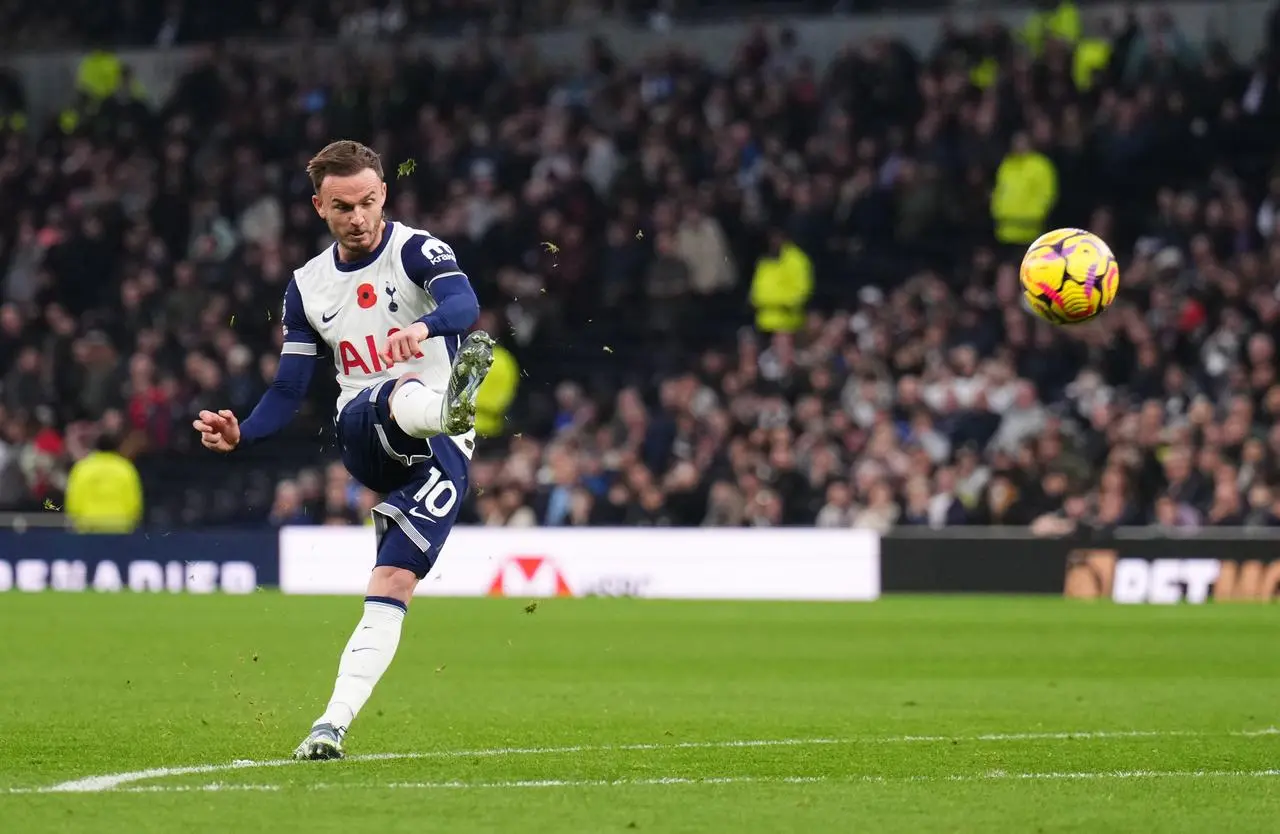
[306,140,384,192]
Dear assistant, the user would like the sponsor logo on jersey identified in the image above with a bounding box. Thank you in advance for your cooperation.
[423,238,454,266]
[338,328,425,375]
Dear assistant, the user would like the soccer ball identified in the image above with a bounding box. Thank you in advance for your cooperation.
[1019,228,1120,326]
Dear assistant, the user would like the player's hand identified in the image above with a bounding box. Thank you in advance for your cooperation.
[193,409,241,453]
[381,321,429,367]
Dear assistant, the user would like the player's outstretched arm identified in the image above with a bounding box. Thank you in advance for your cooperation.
[195,278,321,452]
[192,346,318,451]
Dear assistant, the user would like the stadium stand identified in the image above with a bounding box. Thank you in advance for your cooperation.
[0,0,858,48]
[3,2,1280,534]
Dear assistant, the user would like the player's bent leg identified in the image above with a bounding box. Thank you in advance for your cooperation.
[389,374,447,439]
[388,331,495,439]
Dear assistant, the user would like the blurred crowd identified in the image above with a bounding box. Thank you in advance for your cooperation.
[5,3,1280,533]
[0,0,849,49]
[0,0,590,48]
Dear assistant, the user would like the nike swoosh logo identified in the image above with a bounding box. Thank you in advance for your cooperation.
[321,309,342,323]
[350,647,377,653]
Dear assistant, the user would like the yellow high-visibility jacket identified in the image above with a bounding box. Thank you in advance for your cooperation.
[1023,1,1081,56]
[475,344,518,437]
[750,242,813,333]
[991,152,1058,245]
[65,451,143,534]
[1073,37,1112,90]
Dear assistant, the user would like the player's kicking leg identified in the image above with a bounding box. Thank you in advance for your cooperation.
[293,331,494,761]
[378,330,496,440]
[443,331,496,434]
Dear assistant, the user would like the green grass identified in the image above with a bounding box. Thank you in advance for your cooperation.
[1,594,1277,833]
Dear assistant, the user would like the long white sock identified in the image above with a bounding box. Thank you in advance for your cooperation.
[317,597,406,735]
[391,380,446,438]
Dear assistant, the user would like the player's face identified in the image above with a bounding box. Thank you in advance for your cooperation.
[312,168,387,256]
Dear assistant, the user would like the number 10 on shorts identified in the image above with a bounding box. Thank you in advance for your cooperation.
[409,466,458,521]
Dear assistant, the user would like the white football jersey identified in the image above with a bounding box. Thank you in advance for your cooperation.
[279,220,473,436]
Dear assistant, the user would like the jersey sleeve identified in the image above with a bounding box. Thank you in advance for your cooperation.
[402,233,480,337]
[280,278,320,358]
[401,232,466,289]
[237,354,315,446]
[238,279,319,446]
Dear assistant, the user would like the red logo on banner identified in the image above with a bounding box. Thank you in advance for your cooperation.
[488,556,573,597]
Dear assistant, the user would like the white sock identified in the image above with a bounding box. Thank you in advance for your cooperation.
[317,597,406,734]
[391,380,446,438]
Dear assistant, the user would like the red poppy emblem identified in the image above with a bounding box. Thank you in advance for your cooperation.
[356,283,377,309]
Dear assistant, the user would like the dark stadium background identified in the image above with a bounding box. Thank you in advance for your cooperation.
[0,0,1277,540]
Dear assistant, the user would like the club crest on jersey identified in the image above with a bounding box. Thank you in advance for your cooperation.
[386,285,398,313]
[356,283,377,309]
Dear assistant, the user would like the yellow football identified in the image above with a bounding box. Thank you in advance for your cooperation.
[1019,228,1119,325]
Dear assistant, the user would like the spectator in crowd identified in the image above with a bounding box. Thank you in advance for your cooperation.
[267,479,304,526]
[750,229,813,334]
[991,130,1057,249]
[64,429,143,533]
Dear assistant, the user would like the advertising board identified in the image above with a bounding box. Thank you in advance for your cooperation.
[280,526,881,601]
[0,531,274,593]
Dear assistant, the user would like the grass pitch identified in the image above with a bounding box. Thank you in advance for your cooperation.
[0,594,1277,833]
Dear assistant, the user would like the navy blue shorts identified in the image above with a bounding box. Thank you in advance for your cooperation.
[336,379,472,579]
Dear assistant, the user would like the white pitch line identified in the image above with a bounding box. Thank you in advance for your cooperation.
[13,727,1277,795]
[354,769,1280,789]
[9,770,1280,795]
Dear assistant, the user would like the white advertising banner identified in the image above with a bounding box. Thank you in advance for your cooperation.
[279,526,880,601]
